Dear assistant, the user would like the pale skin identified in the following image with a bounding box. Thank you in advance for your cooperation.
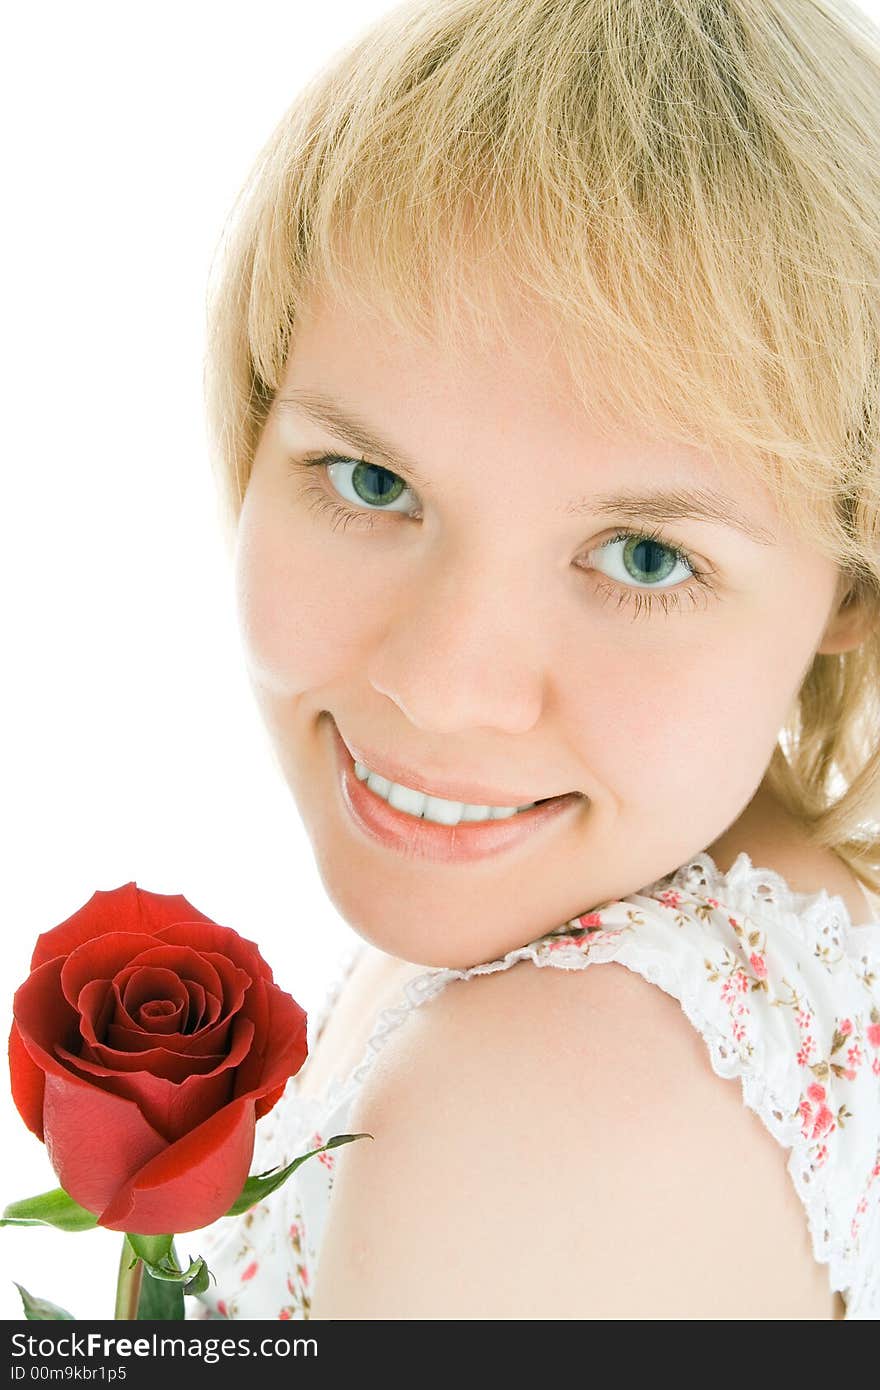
[234,284,873,1318]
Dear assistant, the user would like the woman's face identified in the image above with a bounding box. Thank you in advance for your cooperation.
[234,287,848,969]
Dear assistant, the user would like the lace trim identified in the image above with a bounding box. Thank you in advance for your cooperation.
[658,852,880,986]
[306,963,450,1111]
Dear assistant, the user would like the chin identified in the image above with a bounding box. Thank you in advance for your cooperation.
[327,888,477,968]
[315,865,516,970]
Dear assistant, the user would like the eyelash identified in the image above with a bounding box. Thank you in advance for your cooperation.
[289,453,718,620]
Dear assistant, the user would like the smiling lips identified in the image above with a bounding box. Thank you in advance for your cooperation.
[333,721,576,807]
[330,720,584,864]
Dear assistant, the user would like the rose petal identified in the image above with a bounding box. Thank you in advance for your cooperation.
[109,950,249,1049]
[55,1015,255,1140]
[184,978,208,1031]
[138,997,186,1032]
[14,959,82,1080]
[8,1021,47,1139]
[41,1069,168,1215]
[103,1015,231,1058]
[111,947,227,1025]
[97,1098,256,1235]
[240,973,270,1054]
[234,982,308,1108]
[180,952,252,1015]
[156,921,273,986]
[61,933,170,1012]
[76,978,116,1049]
[254,1079,288,1122]
[60,1051,233,1142]
[72,1036,226,1080]
[31,885,219,971]
[119,967,187,1033]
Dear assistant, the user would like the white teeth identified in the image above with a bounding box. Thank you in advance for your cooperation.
[422,793,463,825]
[386,781,427,817]
[353,759,536,824]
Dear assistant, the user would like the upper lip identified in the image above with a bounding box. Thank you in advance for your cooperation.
[335,724,578,807]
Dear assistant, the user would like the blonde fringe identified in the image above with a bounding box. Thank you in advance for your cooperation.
[202,0,880,894]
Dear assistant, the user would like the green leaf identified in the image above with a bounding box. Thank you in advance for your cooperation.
[225,1132,373,1217]
[1,1188,97,1232]
[13,1283,75,1320]
[136,1268,185,1320]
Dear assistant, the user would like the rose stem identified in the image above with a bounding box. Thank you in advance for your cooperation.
[114,1235,144,1320]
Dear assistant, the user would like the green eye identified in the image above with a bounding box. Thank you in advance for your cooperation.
[615,534,680,586]
[326,458,414,514]
[590,529,697,592]
[337,459,408,509]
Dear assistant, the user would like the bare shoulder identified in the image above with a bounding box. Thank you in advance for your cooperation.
[310,953,838,1319]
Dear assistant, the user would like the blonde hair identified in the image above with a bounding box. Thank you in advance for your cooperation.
[203,0,880,896]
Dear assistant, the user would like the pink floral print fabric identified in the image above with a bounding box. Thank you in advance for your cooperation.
[186,851,880,1321]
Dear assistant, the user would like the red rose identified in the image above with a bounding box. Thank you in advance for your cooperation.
[9,884,308,1235]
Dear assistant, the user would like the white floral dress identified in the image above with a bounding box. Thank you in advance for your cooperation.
[186,851,880,1320]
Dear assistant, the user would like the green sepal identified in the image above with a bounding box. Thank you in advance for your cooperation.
[13,1283,76,1320]
[225,1132,373,1217]
[127,1232,209,1295]
[141,1253,207,1287]
[181,1259,211,1296]
[126,1232,173,1267]
[129,1238,205,1317]
[1,1188,98,1232]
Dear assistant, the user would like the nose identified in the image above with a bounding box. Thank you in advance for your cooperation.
[365,548,547,735]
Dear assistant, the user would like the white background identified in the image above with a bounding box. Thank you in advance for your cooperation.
[1,0,395,1321]
[2,0,879,1324]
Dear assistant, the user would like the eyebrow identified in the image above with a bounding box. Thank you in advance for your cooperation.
[561,487,776,545]
[274,388,776,546]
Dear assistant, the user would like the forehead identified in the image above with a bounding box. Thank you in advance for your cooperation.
[288,281,574,407]
[280,284,778,519]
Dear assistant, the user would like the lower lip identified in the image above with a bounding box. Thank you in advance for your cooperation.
[330,721,584,864]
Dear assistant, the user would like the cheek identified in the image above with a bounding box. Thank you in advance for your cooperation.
[561,611,809,806]
[234,500,395,696]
